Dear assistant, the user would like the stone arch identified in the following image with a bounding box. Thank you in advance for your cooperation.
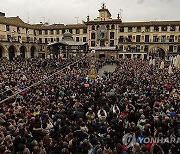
[20,45,27,58]
[0,44,5,59]
[8,45,16,60]
[149,46,166,59]
[30,46,37,58]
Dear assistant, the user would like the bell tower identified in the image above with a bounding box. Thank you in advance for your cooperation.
[98,3,111,20]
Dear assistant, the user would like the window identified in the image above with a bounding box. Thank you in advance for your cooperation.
[62,29,65,34]
[178,35,180,42]
[39,38,42,43]
[7,35,11,42]
[169,45,174,52]
[18,36,21,42]
[128,27,132,32]
[145,26,150,32]
[169,35,174,42]
[34,37,37,43]
[154,26,159,32]
[92,25,95,30]
[119,36,124,42]
[6,25,10,31]
[51,30,54,35]
[110,40,114,47]
[91,33,95,39]
[120,27,124,32]
[100,40,105,46]
[76,29,80,34]
[144,45,149,52]
[137,27,141,32]
[170,25,176,31]
[26,28,29,34]
[91,41,95,47]
[136,35,141,42]
[76,37,79,42]
[145,35,149,42]
[17,27,19,33]
[127,35,132,42]
[161,35,166,42]
[56,38,59,42]
[51,38,54,42]
[110,32,114,39]
[162,26,167,31]
[119,45,123,51]
[27,37,30,43]
[153,36,159,42]
[136,45,140,52]
[69,29,72,34]
[56,30,59,34]
[34,30,36,36]
[45,30,48,35]
[83,37,86,42]
[39,30,42,35]
[106,25,109,29]
[97,25,100,30]
[111,24,115,30]
[177,46,180,52]
[83,28,87,34]
[45,38,48,43]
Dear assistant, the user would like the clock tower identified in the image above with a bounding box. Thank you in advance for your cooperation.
[98,3,112,21]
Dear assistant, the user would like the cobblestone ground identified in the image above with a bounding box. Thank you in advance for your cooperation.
[98,64,117,77]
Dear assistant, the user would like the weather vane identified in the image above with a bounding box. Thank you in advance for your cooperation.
[101,2,106,9]
[118,9,123,19]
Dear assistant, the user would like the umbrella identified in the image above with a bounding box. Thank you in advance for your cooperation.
[168,65,173,74]
[160,61,165,69]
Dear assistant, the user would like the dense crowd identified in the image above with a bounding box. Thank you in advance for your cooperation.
[0,57,78,101]
[0,57,179,154]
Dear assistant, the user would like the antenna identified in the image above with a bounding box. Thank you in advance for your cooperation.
[27,11,29,23]
[75,17,79,24]
[42,17,45,24]
[119,9,123,19]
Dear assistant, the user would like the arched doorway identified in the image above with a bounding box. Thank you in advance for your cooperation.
[31,46,36,58]
[8,45,16,60]
[149,47,166,59]
[20,46,26,58]
[99,54,105,58]
[0,45,4,59]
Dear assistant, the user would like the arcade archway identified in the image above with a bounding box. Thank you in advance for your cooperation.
[149,47,166,59]
[8,45,16,60]
[20,46,27,58]
[30,46,36,58]
[0,45,4,59]
[99,54,105,58]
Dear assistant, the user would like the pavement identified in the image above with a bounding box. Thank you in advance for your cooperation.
[98,64,117,77]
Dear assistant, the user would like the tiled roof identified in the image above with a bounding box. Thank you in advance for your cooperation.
[120,21,180,26]
[0,16,180,30]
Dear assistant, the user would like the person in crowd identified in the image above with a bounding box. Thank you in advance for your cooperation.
[0,56,179,153]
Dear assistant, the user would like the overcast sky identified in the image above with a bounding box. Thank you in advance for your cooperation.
[0,0,180,24]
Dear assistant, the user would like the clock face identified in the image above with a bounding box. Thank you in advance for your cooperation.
[98,27,107,40]
[101,12,105,17]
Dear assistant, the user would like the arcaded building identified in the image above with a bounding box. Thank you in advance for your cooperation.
[0,4,180,59]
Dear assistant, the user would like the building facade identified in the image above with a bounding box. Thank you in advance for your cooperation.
[0,4,180,59]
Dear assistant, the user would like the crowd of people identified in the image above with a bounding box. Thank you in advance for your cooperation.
[0,56,179,154]
[0,57,78,101]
